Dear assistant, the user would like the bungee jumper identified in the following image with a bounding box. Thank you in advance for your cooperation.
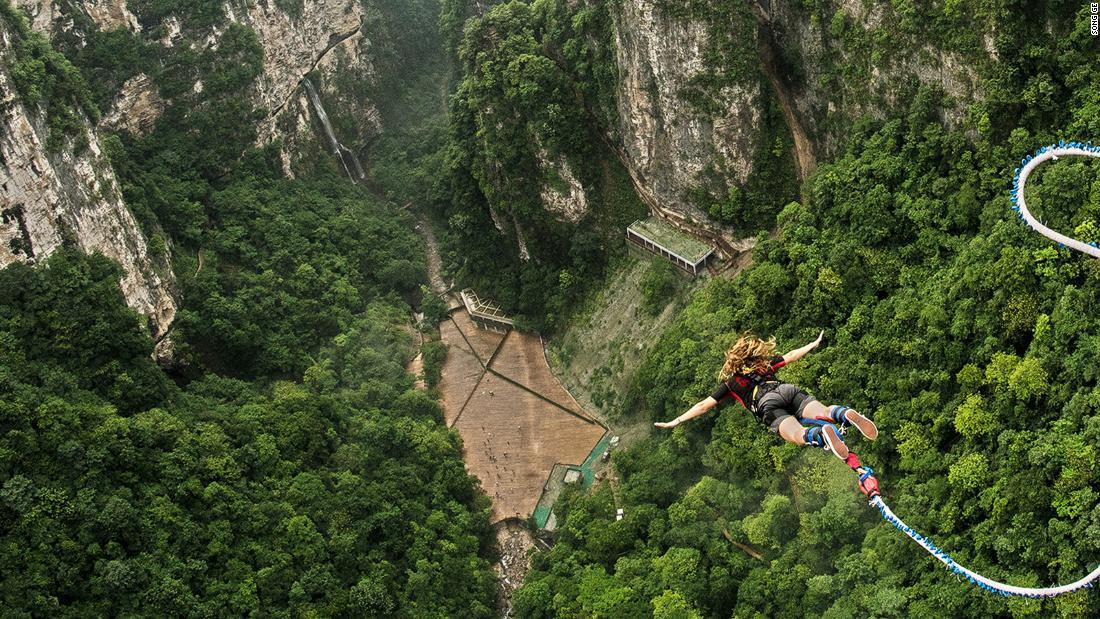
[652,327,1094,597]
[654,331,878,484]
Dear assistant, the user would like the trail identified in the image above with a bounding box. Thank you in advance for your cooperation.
[405,218,453,389]
[417,216,450,295]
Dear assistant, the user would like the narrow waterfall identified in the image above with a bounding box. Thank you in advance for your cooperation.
[302,78,366,182]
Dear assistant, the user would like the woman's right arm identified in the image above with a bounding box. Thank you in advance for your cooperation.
[655,397,718,429]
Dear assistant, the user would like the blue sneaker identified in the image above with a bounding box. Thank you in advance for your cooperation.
[804,423,848,459]
[830,406,878,440]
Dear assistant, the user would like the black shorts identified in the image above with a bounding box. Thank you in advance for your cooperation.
[754,383,817,433]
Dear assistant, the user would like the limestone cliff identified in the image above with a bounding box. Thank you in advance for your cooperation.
[607,0,992,225]
[14,0,139,33]
[16,0,382,171]
[235,0,382,170]
[538,150,587,225]
[0,53,176,344]
[611,0,762,225]
[2,0,388,347]
[765,0,988,156]
[100,73,163,135]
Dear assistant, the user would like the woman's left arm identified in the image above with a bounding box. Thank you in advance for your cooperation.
[781,330,824,364]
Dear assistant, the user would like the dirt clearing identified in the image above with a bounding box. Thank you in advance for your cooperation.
[436,311,605,522]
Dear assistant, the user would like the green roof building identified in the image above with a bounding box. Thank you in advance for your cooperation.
[626,217,715,276]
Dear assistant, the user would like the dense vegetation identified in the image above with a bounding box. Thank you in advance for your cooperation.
[516,1,1100,615]
[0,251,495,616]
[441,0,648,331]
[438,0,802,329]
[1,1,497,615]
[7,0,1100,615]
[166,157,425,378]
[0,0,99,150]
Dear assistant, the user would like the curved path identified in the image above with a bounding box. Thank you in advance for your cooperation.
[1011,142,1100,257]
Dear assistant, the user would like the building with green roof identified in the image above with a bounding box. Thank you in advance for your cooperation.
[626,217,715,275]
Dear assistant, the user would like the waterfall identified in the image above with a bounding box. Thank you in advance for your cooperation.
[302,78,366,182]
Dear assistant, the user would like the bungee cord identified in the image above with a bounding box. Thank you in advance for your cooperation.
[869,496,1100,598]
[1010,142,1100,257]
[853,144,1100,597]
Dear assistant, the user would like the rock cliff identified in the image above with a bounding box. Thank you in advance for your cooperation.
[2,0,389,346]
[236,0,382,168]
[0,51,176,343]
[765,0,988,156]
[611,0,762,224]
[14,0,139,33]
[607,0,992,224]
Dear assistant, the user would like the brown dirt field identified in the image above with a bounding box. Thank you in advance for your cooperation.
[437,345,484,426]
[440,315,479,359]
[434,306,604,523]
[490,332,590,419]
[450,311,505,363]
[455,372,605,522]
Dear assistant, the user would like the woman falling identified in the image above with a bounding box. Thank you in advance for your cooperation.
[655,331,877,459]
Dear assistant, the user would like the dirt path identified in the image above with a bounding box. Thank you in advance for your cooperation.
[417,216,449,295]
[493,520,537,618]
[405,350,426,390]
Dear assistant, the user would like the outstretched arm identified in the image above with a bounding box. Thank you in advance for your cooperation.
[655,397,718,429]
[781,330,824,364]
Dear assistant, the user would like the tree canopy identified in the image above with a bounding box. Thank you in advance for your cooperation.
[0,251,496,616]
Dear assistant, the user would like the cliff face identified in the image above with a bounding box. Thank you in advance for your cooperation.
[766,0,988,156]
[16,0,382,169]
[14,0,139,33]
[607,0,992,224]
[100,73,164,136]
[611,0,762,225]
[538,150,587,225]
[3,0,389,348]
[236,0,382,170]
[0,55,177,343]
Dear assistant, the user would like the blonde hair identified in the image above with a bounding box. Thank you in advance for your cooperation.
[718,332,777,381]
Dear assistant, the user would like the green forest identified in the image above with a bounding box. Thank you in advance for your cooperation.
[1,0,496,615]
[3,0,1100,616]
[506,2,1100,617]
